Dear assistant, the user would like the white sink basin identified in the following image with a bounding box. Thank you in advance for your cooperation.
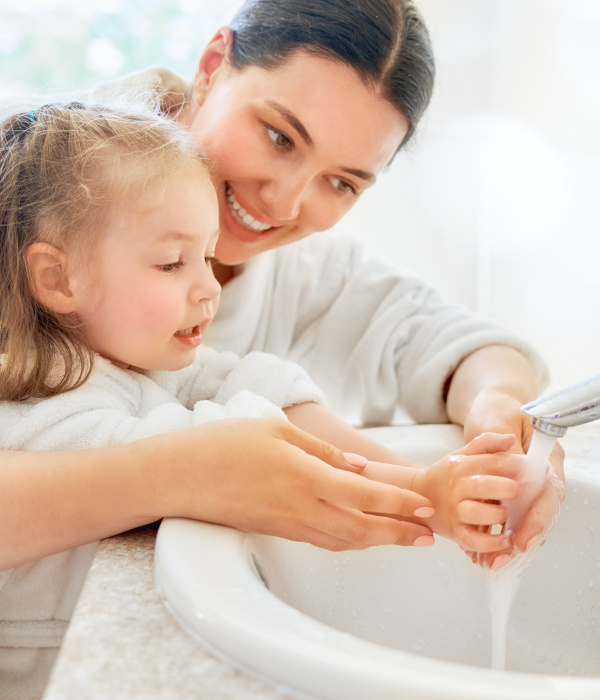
[155,424,600,700]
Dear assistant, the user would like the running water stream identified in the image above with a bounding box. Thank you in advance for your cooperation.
[486,429,558,670]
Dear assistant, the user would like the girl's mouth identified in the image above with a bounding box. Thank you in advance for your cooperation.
[175,326,198,336]
[174,325,203,347]
[225,185,272,233]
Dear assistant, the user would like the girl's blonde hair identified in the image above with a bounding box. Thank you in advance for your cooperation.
[0,101,210,401]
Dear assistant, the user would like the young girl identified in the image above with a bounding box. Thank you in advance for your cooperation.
[0,102,520,697]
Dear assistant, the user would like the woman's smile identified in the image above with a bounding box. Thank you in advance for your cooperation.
[186,42,409,266]
[225,185,272,233]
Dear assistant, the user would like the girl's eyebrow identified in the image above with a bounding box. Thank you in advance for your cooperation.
[264,98,376,184]
[155,230,196,243]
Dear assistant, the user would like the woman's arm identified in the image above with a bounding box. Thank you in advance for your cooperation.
[445,344,566,558]
[0,417,436,571]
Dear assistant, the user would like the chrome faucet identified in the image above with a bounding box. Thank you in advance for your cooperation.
[521,374,600,437]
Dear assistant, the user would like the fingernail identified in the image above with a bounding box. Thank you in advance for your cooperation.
[343,452,368,468]
[491,553,510,569]
[413,506,435,518]
[525,535,539,551]
[413,535,435,547]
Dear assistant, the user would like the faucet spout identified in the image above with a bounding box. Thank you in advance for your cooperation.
[521,374,600,437]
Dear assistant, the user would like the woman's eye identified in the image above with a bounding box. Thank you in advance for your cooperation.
[331,177,357,196]
[266,125,293,150]
[157,260,183,273]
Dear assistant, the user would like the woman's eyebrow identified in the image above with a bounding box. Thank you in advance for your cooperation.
[340,166,376,184]
[264,99,313,147]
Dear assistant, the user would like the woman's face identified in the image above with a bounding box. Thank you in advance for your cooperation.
[184,31,409,266]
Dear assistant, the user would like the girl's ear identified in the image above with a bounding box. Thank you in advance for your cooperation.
[192,27,234,107]
[25,242,77,314]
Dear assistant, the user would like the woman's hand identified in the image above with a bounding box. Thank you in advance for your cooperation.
[460,386,566,567]
[445,345,566,567]
[154,416,435,552]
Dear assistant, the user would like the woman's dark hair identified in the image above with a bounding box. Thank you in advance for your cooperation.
[229,0,435,146]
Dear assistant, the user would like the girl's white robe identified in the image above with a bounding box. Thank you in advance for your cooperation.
[0,348,323,697]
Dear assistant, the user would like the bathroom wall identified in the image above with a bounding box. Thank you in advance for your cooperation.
[341,0,600,392]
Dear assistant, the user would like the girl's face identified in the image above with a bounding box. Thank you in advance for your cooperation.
[70,175,221,371]
[184,33,409,266]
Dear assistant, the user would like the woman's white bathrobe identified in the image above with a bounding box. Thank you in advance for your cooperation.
[205,228,548,426]
[0,347,324,699]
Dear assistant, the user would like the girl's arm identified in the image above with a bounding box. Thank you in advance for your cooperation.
[0,417,436,571]
[445,344,566,558]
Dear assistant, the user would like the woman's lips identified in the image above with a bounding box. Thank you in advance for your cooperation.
[226,185,272,232]
[223,185,283,243]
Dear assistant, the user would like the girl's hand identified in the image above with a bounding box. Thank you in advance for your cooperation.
[361,433,520,553]
[157,417,435,552]
[411,433,520,552]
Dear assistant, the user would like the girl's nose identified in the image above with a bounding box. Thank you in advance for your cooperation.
[192,269,221,305]
[259,176,310,222]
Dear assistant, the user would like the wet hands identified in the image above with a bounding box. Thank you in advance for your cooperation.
[410,433,520,553]
[462,391,566,568]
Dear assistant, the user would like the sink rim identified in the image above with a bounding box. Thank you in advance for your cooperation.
[154,425,600,700]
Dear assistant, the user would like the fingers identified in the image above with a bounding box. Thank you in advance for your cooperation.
[456,499,508,526]
[281,423,369,474]
[450,451,525,484]
[512,466,566,552]
[317,465,434,519]
[476,549,513,569]
[341,452,369,473]
[454,525,512,554]
[455,473,519,502]
[458,432,516,456]
[313,503,435,548]
[282,525,371,552]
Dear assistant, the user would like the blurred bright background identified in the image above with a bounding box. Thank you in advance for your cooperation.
[1,0,599,393]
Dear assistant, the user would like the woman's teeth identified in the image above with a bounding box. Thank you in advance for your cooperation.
[226,186,271,232]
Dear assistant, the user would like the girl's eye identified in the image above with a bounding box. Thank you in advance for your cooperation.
[156,260,183,273]
[205,256,217,269]
[331,177,358,197]
[266,125,293,151]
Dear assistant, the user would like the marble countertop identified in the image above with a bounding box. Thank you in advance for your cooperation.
[42,524,301,700]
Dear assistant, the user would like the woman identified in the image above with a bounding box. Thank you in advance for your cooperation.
[157,0,564,558]
[1,0,563,570]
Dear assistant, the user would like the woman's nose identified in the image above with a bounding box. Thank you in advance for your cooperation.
[259,176,310,222]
